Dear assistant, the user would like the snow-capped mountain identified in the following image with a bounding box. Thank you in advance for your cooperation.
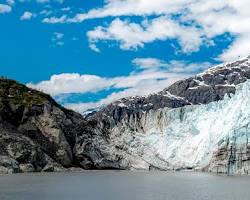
[1,56,250,174]
[77,56,250,174]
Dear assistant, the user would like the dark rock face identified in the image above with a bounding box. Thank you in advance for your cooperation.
[0,156,20,174]
[165,59,250,105]
[72,119,127,170]
[0,78,128,173]
[0,79,85,173]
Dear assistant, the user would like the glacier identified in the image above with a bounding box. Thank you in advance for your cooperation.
[103,79,250,173]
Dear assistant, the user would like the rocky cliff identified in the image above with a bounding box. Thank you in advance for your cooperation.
[1,56,250,174]
[0,79,86,173]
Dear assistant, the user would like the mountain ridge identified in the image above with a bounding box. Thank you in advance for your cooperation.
[88,56,250,122]
[1,56,250,174]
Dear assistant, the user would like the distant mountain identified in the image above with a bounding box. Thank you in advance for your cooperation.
[1,56,250,175]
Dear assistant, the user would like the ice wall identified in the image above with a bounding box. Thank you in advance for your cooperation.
[108,80,250,172]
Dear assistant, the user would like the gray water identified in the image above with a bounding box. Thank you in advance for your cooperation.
[0,171,250,200]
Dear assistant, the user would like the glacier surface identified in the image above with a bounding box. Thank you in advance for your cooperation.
[108,80,250,170]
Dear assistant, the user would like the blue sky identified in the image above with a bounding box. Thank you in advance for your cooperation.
[1,0,250,112]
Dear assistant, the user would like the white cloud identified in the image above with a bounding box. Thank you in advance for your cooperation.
[51,32,65,46]
[55,41,64,46]
[89,44,100,53]
[40,9,52,16]
[87,17,203,53]
[53,32,64,40]
[61,7,70,12]
[42,0,250,61]
[132,58,211,73]
[132,58,168,70]
[185,0,250,61]
[27,74,113,96]
[218,36,250,62]
[67,0,192,23]
[20,11,33,20]
[28,58,210,112]
[32,71,188,113]
[166,60,211,73]
[0,4,11,14]
[42,15,67,24]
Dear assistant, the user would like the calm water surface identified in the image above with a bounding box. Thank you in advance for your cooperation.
[0,171,250,200]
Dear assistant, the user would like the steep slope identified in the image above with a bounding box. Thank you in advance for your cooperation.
[0,78,85,173]
[75,56,250,174]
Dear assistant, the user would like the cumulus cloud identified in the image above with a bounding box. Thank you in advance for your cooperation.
[0,4,11,14]
[27,74,113,96]
[30,71,187,112]
[87,17,203,53]
[28,58,210,112]
[28,70,182,97]
[43,0,250,61]
[20,11,33,20]
[218,36,250,62]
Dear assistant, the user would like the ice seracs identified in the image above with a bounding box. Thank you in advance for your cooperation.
[124,80,250,170]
